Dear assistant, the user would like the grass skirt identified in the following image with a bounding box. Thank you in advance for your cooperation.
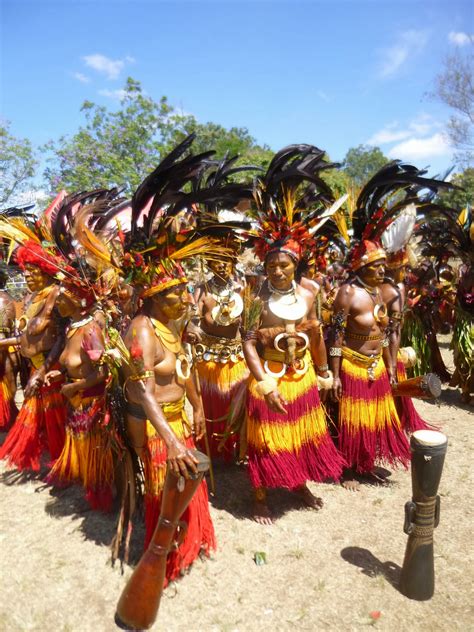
[143,398,216,583]
[246,352,345,490]
[0,365,66,471]
[338,347,410,473]
[197,358,249,461]
[0,373,17,432]
[47,385,114,511]
[396,359,432,433]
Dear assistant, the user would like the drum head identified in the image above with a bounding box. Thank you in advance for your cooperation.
[412,430,447,447]
[425,373,442,398]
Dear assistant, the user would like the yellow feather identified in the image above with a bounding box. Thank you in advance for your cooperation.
[457,207,468,227]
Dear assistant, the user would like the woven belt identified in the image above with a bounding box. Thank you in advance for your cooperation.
[345,330,382,342]
[261,347,306,363]
[195,333,243,364]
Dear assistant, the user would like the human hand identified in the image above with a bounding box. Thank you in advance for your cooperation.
[264,390,287,414]
[167,440,199,478]
[24,370,44,399]
[44,369,63,385]
[192,407,206,441]
[331,377,342,401]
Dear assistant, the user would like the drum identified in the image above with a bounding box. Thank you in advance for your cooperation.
[399,430,448,601]
[392,374,441,400]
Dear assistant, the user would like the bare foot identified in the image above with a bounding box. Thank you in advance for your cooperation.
[341,479,360,491]
[296,485,324,510]
[252,498,273,525]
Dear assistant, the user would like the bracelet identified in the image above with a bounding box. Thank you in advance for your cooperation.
[317,370,334,390]
[255,375,278,396]
[382,338,390,347]
[329,347,342,357]
[317,363,329,373]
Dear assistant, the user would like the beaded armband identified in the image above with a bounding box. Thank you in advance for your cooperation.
[244,329,258,342]
[329,347,342,357]
[331,310,347,335]
[382,338,390,347]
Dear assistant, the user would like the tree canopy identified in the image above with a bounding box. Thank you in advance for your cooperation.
[437,167,474,210]
[342,144,389,187]
[0,122,38,208]
[430,44,474,168]
[43,78,272,194]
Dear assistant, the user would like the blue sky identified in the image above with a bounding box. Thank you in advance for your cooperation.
[1,0,473,182]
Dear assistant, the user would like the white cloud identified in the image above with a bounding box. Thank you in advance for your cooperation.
[388,133,451,160]
[82,54,133,80]
[73,72,90,84]
[367,114,443,146]
[378,30,429,79]
[367,123,410,145]
[99,88,128,100]
[448,31,473,46]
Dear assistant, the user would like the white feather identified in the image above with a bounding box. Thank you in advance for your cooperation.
[381,203,416,253]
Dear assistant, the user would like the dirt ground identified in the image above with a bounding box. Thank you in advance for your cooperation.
[0,338,473,632]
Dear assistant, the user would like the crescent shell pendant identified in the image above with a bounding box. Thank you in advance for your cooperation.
[263,360,286,378]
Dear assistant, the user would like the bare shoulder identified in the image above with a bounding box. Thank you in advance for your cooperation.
[124,314,154,342]
[296,283,313,299]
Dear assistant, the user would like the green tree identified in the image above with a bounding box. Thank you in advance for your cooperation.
[430,44,474,167]
[342,144,389,187]
[0,122,38,207]
[437,167,474,210]
[43,77,272,193]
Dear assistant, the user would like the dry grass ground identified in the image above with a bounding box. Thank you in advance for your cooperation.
[0,339,472,632]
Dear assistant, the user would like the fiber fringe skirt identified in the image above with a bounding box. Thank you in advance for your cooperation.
[197,358,249,461]
[143,398,216,583]
[0,365,66,471]
[48,385,114,511]
[246,352,345,490]
[338,347,410,473]
[396,359,432,433]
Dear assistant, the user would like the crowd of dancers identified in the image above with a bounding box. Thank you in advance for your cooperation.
[0,136,472,588]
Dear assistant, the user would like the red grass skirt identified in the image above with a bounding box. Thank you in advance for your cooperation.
[197,357,249,461]
[246,352,345,490]
[338,348,410,473]
[47,385,114,511]
[396,360,433,433]
[0,366,66,471]
[0,373,17,432]
[142,398,216,584]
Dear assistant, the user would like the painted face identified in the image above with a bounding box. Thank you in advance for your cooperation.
[56,290,80,318]
[155,284,189,321]
[208,258,234,282]
[359,258,386,287]
[24,265,52,292]
[265,252,297,290]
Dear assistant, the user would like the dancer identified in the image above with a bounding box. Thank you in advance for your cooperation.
[0,265,18,430]
[0,233,66,471]
[242,144,346,524]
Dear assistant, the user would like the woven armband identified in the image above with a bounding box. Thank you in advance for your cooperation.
[317,370,334,390]
[255,376,278,396]
[329,347,342,357]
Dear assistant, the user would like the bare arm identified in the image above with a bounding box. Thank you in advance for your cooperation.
[124,318,198,475]
[328,285,351,400]
[243,335,287,415]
